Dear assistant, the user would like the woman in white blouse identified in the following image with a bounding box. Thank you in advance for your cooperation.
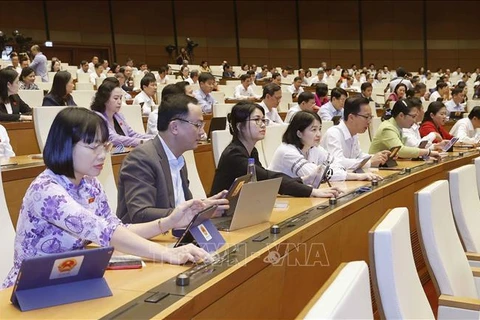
[269,111,382,182]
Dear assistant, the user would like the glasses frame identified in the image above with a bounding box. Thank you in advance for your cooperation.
[354,113,374,121]
[80,141,113,154]
[247,117,270,127]
[171,118,205,130]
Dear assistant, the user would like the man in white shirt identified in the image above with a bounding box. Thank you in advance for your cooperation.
[234,74,260,100]
[449,106,480,144]
[340,76,355,90]
[321,96,389,169]
[388,67,413,92]
[77,60,91,75]
[258,83,283,125]
[186,70,199,85]
[429,82,449,102]
[402,97,439,149]
[309,69,326,86]
[271,72,282,85]
[298,69,309,86]
[147,84,183,135]
[287,77,304,98]
[133,74,157,115]
[156,66,169,84]
[285,92,317,123]
[9,53,22,74]
[117,94,227,223]
[444,87,465,114]
[323,68,333,82]
[193,73,216,114]
[319,88,347,121]
[281,69,289,82]
[136,62,149,76]
[88,56,99,73]
[90,63,106,85]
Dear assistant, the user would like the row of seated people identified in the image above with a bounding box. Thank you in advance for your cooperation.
[1,83,479,292]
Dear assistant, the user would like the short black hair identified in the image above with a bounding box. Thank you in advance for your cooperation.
[331,87,347,101]
[228,101,264,138]
[391,99,418,118]
[436,82,448,90]
[293,76,302,82]
[157,94,198,132]
[44,107,108,178]
[283,111,321,150]
[315,83,328,97]
[451,87,463,96]
[161,84,184,102]
[360,82,372,92]
[20,67,35,82]
[0,68,18,102]
[90,81,119,113]
[298,91,315,105]
[198,72,214,83]
[140,74,156,91]
[469,106,480,120]
[261,83,281,99]
[396,67,407,78]
[240,74,249,82]
[343,96,370,121]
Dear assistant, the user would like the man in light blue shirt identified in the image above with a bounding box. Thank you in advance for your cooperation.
[29,45,48,82]
[193,73,217,114]
[445,87,465,115]
[319,87,347,121]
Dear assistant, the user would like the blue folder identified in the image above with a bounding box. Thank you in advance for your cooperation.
[11,246,114,311]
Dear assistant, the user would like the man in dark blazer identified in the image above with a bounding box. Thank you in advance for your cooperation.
[117,94,227,223]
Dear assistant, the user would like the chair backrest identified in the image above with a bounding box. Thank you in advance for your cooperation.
[369,117,382,140]
[358,131,371,153]
[119,105,145,134]
[95,77,105,88]
[77,73,90,83]
[33,106,65,152]
[370,208,434,320]
[36,81,52,92]
[18,90,44,107]
[261,124,288,167]
[226,80,241,86]
[75,82,94,91]
[278,92,292,112]
[71,90,95,107]
[35,75,42,83]
[212,103,233,118]
[210,91,225,104]
[416,180,478,299]
[321,120,333,137]
[0,167,16,282]
[474,157,480,199]
[302,261,373,319]
[449,164,480,253]
[217,85,235,98]
[212,129,232,168]
[96,153,118,213]
[183,150,206,199]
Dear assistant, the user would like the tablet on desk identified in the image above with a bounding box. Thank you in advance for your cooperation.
[443,137,459,152]
[354,156,372,173]
[380,146,401,168]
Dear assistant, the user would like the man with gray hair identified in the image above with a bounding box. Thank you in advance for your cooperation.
[29,45,48,82]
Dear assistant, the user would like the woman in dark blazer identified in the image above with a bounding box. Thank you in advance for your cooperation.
[210,101,340,198]
[42,71,77,106]
[0,68,32,121]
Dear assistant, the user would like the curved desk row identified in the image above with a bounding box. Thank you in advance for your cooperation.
[0,151,478,319]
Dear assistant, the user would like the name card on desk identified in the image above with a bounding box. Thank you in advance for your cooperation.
[11,247,113,311]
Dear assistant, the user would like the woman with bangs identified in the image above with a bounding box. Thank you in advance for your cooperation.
[2,107,213,289]
[269,111,382,182]
[210,101,341,198]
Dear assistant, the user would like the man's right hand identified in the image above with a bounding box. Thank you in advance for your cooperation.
[370,150,391,167]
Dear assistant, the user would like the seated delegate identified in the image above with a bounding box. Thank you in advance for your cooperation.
[91,80,154,147]
[210,101,341,198]
[1,107,213,289]
[0,68,32,121]
[369,99,440,159]
[269,111,382,182]
[42,71,77,106]
[419,101,454,143]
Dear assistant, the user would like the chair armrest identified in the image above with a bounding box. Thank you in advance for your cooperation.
[466,252,480,261]
[472,267,480,277]
[439,295,480,311]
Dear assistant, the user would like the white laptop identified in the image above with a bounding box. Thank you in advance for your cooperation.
[214,178,281,232]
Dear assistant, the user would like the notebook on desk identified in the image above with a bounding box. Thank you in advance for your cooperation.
[11,247,114,311]
[213,178,281,232]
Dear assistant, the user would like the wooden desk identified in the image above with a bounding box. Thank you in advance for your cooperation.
[1,122,40,156]
[1,152,477,319]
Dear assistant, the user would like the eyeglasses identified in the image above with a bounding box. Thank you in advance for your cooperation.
[405,113,418,118]
[248,118,270,126]
[80,142,113,154]
[354,113,374,120]
[171,118,205,130]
